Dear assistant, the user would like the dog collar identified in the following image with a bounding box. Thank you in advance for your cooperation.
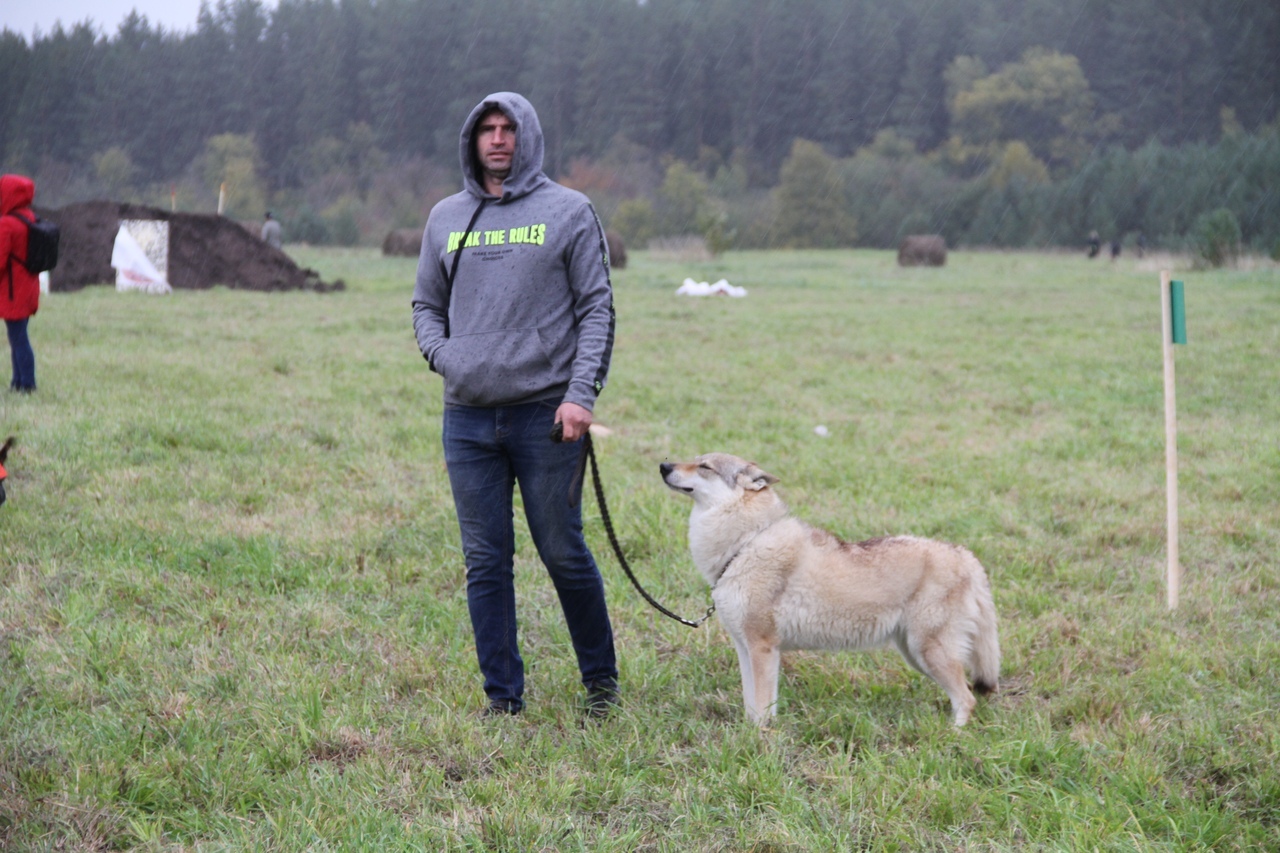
[709,547,743,587]
[709,517,783,587]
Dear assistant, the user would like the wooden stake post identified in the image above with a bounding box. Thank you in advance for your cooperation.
[1161,271,1186,609]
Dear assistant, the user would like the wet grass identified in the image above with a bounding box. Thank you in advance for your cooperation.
[1,246,1278,849]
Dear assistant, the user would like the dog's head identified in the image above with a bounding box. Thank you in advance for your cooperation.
[659,453,778,507]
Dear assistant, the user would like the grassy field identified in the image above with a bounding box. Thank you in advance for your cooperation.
[2,246,1278,850]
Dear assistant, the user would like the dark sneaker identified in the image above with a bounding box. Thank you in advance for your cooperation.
[584,680,620,719]
[479,699,523,718]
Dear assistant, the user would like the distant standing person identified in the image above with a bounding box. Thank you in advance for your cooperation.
[1,174,41,393]
[261,211,283,249]
[412,92,619,718]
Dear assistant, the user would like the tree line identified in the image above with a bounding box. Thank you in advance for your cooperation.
[2,0,1277,253]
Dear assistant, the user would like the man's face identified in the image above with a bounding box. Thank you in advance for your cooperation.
[474,109,517,182]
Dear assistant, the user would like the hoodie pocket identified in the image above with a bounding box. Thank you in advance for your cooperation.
[439,327,557,406]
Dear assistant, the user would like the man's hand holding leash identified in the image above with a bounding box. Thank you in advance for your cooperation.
[553,401,592,443]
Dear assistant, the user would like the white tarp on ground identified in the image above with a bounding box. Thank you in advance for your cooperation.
[112,220,172,294]
[675,277,747,297]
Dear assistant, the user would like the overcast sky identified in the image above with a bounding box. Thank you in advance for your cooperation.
[2,0,279,41]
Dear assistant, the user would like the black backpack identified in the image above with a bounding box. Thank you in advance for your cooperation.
[7,212,60,274]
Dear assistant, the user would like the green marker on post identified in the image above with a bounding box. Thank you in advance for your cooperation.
[1160,270,1183,609]
[1170,280,1187,344]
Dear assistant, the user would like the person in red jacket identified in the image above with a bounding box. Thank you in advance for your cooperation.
[1,174,40,392]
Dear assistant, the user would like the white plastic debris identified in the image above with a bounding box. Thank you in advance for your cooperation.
[814,425,830,438]
[112,223,172,294]
[676,277,747,298]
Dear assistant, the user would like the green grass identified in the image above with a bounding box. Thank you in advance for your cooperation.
[2,246,1278,850]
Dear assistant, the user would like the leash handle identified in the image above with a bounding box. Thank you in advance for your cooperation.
[564,431,714,629]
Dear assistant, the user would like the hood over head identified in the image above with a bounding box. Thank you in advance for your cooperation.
[1,175,35,216]
[458,92,549,202]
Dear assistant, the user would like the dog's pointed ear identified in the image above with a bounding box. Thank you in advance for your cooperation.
[739,462,778,491]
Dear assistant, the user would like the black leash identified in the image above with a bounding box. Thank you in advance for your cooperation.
[553,424,715,628]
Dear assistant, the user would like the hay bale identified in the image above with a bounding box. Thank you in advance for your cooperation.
[605,230,627,269]
[382,228,422,257]
[898,235,947,267]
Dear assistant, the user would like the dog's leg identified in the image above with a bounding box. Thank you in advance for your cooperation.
[730,635,760,722]
[747,638,781,725]
[920,643,977,727]
[893,629,927,675]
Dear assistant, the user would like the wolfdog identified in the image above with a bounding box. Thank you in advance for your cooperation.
[661,453,1000,726]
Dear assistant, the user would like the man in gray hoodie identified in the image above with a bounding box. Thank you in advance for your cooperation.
[413,92,618,718]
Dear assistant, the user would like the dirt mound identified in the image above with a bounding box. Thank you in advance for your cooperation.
[40,201,343,292]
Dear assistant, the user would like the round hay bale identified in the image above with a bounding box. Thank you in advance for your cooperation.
[382,228,422,257]
[898,235,947,267]
[605,230,627,269]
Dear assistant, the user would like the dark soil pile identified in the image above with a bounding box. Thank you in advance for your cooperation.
[40,201,343,292]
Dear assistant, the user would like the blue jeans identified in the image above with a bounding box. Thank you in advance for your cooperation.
[6,318,35,391]
[443,400,617,710]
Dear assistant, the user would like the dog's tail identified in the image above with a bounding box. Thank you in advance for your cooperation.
[969,571,1001,694]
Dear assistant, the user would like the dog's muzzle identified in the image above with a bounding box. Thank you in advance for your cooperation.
[659,462,693,493]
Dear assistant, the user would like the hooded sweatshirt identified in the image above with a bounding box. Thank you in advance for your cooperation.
[412,92,614,411]
[1,174,40,321]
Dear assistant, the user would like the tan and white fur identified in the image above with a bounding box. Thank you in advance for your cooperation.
[660,453,1000,727]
